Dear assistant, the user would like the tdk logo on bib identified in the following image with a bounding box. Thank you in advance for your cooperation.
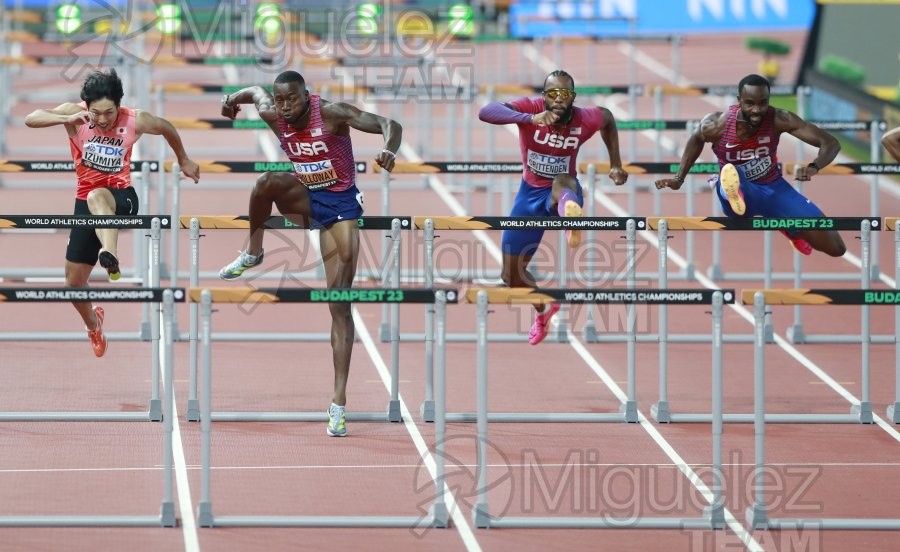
[527,149,570,178]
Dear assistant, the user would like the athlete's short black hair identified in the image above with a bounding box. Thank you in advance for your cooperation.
[738,74,771,95]
[544,70,575,90]
[80,68,124,107]
[274,70,305,86]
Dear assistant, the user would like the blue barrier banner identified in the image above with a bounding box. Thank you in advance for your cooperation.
[509,0,815,37]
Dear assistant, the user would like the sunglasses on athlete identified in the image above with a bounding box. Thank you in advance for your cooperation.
[542,88,574,101]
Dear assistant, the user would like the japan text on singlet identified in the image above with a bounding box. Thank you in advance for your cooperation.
[507,96,605,188]
[276,95,356,192]
[68,103,137,200]
[711,104,782,184]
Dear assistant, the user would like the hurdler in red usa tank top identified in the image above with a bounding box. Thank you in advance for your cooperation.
[711,105,782,184]
[275,95,356,192]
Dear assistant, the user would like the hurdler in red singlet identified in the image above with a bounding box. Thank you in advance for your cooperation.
[25,68,200,358]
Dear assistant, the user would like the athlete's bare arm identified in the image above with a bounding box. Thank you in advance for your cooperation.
[597,107,628,185]
[136,111,200,183]
[24,102,92,137]
[655,112,725,190]
[221,86,277,130]
[774,109,840,181]
[321,101,402,172]
[882,127,900,162]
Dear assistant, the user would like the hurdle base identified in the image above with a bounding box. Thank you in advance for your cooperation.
[620,400,638,423]
[666,412,863,423]
[706,264,723,281]
[186,399,200,422]
[746,504,769,530]
[208,411,393,422]
[0,411,154,421]
[205,515,437,528]
[197,501,214,528]
[582,321,599,342]
[786,324,805,344]
[379,322,390,343]
[851,402,873,424]
[160,501,176,527]
[765,517,900,530]
[547,319,569,343]
[140,321,152,341]
[430,502,449,529]
[420,400,435,423]
[703,505,726,529]
[148,399,162,422]
[651,401,671,423]
[0,515,168,527]
[887,403,900,423]
[445,412,627,423]
[485,516,718,529]
[388,400,402,422]
[473,503,491,529]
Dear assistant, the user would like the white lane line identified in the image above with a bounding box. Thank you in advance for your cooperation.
[161,328,199,552]
[568,337,764,552]
[584,141,900,445]
[395,110,763,552]
[352,308,483,552]
[527,40,900,399]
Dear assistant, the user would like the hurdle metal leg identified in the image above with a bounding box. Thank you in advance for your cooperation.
[747,297,900,530]
[197,289,450,528]
[475,291,729,529]
[888,224,900,423]
[0,292,178,527]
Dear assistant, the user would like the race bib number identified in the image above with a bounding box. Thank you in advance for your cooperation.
[526,149,570,178]
[738,157,772,182]
[293,159,339,190]
[82,141,126,174]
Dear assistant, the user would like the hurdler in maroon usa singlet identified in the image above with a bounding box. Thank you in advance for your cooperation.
[711,104,782,184]
[275,95,357,193]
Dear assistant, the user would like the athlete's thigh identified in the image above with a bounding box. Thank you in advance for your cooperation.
[110,187,139,215]
[318,220,360,287]
[502,180,550,256]
[66,200,101,264]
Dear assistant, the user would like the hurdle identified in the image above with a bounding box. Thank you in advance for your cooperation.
[450,286,733,425]
[748,286,890,428]
[650,216,892,346]
[705,160,896,287]
[0,289,180,527]
[194,288,454,528]
[166,160,376,284]
[0,161,158,283]
[191,283,455,424]
[744,290,900,530]
[886,218,900,423]
[653,221,882,424]
[470,289,731,529]
[0,214,167,341]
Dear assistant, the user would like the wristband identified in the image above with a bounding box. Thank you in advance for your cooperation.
[381,149,396,159]
[673,174,685,183]
[221,94,232,107]
[807,162,819,171]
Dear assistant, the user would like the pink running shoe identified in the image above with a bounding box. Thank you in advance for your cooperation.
[528,303,561,345]
[779,230,813,256]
